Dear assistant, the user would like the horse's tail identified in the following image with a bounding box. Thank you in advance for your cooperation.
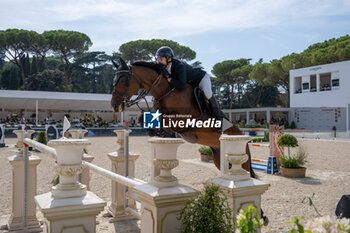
[246,142,258,179]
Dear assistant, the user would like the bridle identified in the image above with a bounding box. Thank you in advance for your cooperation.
[112,66,175,111]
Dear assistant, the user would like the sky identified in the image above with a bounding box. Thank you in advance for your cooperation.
[1,0,350,73]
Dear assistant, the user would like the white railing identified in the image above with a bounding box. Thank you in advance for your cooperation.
[82,160,142,188]
[23,138,57,158]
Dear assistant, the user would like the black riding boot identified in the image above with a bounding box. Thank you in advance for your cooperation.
[208,96,223,132]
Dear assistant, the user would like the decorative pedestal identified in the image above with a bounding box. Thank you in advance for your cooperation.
[68,129,94,190]
[35,138,106,233]
[13,130,35,149]
[107,129,140,219]
[133,137,199,233]
[68,129,88,139]
[35,192,105,233]
[208,135,270,228]
[7,130,41,232]
[149,137,183,188]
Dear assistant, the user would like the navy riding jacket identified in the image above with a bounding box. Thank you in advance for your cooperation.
[168,59,206,91]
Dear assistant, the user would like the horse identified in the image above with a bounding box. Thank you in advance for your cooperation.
[110,58,256,179]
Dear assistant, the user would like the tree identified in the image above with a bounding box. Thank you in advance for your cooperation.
[28,69,64,91]
[118,39,196,63]
[191,61,203,69]
[73,51,107,93]
[30,33,50,73]
[0,29,42,89]
[95,64,115,93]
[242,83,279,108]
[0,62,20,90]
[0,50,5,70]
[43,30,92,91]
[30,56,38,75]
[304,35,350,65]
[212,59,252,108]
[249,58,298,108]
[249,62,280,107]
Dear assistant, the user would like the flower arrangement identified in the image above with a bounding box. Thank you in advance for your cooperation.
[288,216,350,233]
[236,205,263,233]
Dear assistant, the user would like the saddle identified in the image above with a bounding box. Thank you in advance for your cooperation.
[193,87,211,117]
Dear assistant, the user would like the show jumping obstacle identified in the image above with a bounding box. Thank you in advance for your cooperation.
[5,129,269,233]
[242,125,285,173]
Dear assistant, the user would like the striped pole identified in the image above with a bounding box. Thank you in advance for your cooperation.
[249,143,270,147]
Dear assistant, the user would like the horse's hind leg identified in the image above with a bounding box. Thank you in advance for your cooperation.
[210,147,220,170]
[241,142,257,178]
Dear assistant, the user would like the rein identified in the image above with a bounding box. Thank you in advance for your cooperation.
[113,66,174,111]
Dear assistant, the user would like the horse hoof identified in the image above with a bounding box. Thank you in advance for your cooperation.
[263,216,269,226]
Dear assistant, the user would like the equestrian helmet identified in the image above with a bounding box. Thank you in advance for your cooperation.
[155,46,174,59]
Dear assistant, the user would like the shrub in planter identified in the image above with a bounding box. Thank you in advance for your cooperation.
[252,137,264,143]
[279,141,307,169]
[284,121,290,129]
[290,121,296,129]
[35,131,48,145]
[198,146,213,162]
[278,135,308,177]
[178,183,233,233]
[263,132,269,142]
[278,134,298,159]
[332,126,337,138]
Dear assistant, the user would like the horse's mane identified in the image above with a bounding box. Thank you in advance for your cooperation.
[131,61,163,74]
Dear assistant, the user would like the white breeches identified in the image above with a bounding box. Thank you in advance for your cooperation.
[198,73,213,99]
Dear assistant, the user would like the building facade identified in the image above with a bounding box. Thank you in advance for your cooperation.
[289,60,350,131]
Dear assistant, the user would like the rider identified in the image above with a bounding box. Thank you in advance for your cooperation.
[155,46,222,123]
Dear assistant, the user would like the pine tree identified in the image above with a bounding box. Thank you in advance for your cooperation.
[31,56,38,75]
[9,66,19,89]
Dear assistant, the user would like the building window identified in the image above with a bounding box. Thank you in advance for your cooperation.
[302,82,309,90]
[294,76,302,94]
[310,75,317,92]
[320,73,331,91]
[332,79,339,87]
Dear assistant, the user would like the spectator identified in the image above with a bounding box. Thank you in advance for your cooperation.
[130,117,136,127]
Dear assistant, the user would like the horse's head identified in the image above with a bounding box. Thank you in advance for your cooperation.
[110,58,142,112]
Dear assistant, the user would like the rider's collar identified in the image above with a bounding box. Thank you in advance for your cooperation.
[167,63,172,74]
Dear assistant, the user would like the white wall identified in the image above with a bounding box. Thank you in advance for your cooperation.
[290,60,350,108]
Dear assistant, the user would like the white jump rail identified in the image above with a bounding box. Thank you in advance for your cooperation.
[24,137,143,216]
[251,158,268,163]
[239,128,269,132]
[248,143,270,147]
[25,133,145,220]
[23,138,57,158]
[82,161,143,188]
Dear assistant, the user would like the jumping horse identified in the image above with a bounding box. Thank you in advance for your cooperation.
[110,58,268,224]
[110,58,256,178]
